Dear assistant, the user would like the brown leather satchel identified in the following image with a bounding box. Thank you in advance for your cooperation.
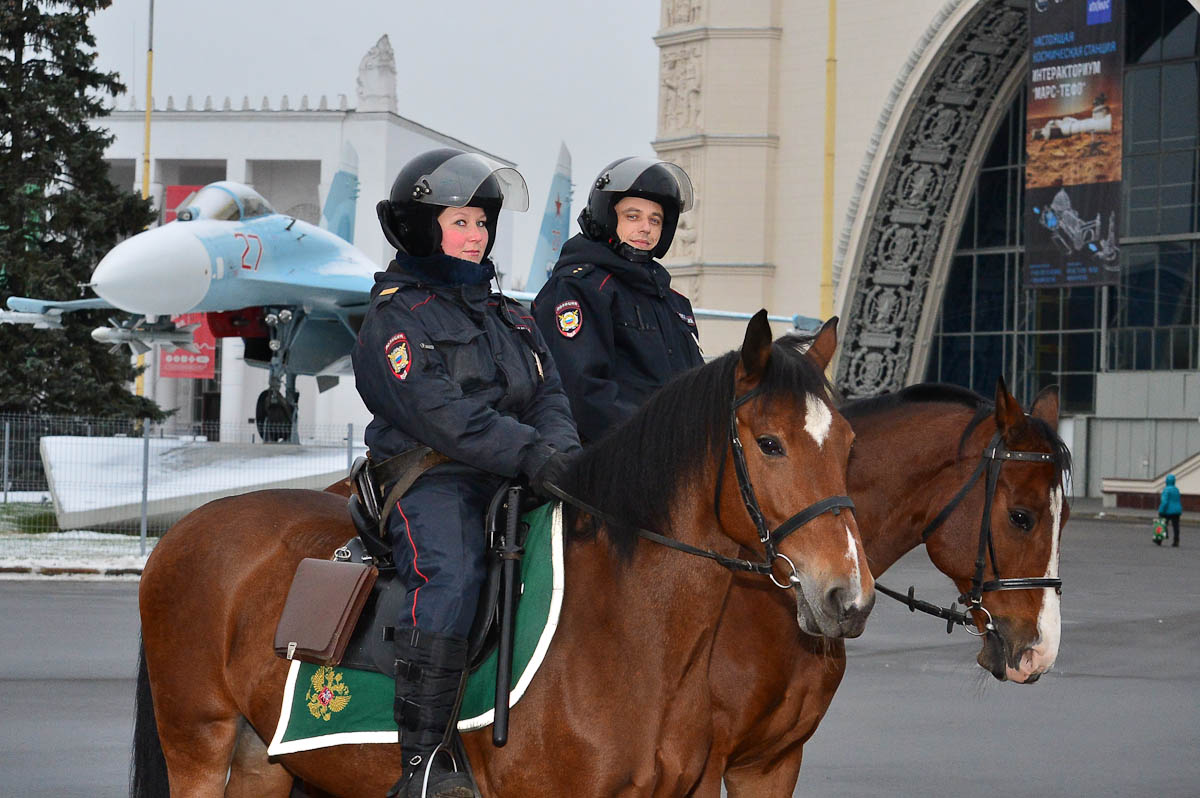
[273,558,378,666]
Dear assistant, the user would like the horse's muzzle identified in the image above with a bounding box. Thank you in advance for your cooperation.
[794,581,875,638]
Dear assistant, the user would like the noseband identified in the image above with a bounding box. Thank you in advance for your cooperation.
[876,430,1063,635]
[548,383,854,588]
[718,386,856,588]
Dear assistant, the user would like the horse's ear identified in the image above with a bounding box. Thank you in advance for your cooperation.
[1030,385,1060,432]
[805,316,839,371]
[739,309,773,385]
[993,376,1026,437]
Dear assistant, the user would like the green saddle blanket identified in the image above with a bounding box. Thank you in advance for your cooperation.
[268,501,564,755]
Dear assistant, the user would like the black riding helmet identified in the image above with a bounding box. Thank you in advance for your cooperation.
[578,157,694,259]
[377,148,529,257]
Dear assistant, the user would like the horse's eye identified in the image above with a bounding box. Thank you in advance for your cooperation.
[1009,509,1034,532]
[757,435,785,457]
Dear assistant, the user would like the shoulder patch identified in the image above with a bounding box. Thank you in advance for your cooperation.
[384,332,412,380]
[676,311,697,328]
[555,300,582,338]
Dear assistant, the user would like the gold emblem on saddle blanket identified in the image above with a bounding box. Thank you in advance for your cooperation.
[306,666,351,721]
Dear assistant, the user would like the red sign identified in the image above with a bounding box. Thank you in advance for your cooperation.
[160,313,217,379]
[164,185,203,223]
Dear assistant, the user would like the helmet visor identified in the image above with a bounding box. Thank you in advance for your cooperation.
[595,158,694,213]
[412,153,529,212]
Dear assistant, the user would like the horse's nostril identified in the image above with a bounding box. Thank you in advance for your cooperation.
[826,585,868,619]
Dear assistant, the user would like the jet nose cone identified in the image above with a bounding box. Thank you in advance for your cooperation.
[91,223,212,315]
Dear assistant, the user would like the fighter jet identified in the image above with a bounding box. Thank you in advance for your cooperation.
[2,180,377,440]
[523,142,572,293]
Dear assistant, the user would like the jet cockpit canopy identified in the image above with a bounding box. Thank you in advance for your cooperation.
[176,182,275,222]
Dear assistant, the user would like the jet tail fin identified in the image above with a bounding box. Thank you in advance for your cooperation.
[525,142,572,294]
[320,142,360,244]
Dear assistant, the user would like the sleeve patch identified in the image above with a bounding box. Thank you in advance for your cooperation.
[676,311,697,328]
[555,300,582,338]
[385,332,412,380]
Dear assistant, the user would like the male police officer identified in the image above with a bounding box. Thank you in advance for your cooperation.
[533,158,702,443]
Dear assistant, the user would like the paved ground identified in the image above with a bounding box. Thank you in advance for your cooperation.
[0,515,1196,796]
[800,515,1200,797]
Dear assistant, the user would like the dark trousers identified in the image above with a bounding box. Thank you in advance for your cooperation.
[1164,514,1181,545]
[387,473,499,639]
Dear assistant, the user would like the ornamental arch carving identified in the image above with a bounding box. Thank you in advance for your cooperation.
[836,1,1028,398]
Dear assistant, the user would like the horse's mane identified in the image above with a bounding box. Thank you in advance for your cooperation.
[840,382,1072,477]
[560,342,833,560]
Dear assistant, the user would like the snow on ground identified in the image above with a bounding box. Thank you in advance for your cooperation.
[0,530,154,578]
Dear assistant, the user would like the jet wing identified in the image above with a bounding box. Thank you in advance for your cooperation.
[7,296,115,314]
[1,296,116,328]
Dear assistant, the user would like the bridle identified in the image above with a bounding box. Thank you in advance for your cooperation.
[548,383,855,589]
[875,430,1064,636]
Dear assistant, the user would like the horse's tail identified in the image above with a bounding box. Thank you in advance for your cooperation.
[130,638,169,798]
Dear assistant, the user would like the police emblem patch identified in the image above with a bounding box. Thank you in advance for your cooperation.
[556,300,582,338]
[385,333,412,380]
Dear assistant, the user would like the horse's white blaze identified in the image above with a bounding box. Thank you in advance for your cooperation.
[843,520,867,602]
[805,394,833,449]
[1014,485,1063,681]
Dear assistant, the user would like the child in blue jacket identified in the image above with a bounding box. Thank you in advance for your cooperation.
[1158,474,1183,547]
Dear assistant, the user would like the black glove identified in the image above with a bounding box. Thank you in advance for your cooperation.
[528,451,572,500]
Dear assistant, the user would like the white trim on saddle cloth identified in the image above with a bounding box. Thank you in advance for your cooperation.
[267,502,565,755]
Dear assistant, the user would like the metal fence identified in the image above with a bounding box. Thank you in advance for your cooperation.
[0,413,365,564]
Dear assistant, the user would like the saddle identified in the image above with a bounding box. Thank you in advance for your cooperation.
[338,452,526,676]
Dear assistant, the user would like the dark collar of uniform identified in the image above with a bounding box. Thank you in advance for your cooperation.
[387,252,496,287]
[554,234,670,297]
[379,254,496,313]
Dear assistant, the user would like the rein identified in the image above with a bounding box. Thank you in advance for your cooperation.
[876,430,1063,635]
[546,383,854,588]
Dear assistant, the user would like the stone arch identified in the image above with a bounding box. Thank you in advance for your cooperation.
[835,0,1030,398]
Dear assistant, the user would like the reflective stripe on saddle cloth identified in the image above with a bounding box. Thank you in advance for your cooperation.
[267,502,564,756]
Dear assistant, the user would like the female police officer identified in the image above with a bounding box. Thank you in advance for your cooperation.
[532,157,703,443]
[354,148,579,798]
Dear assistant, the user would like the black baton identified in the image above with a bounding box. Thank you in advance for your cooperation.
[492,485,524,747]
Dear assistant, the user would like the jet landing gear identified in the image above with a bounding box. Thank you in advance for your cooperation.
[254,308,302,443]
[256,373,299,443]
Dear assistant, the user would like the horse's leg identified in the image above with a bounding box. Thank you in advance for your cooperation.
[687,766,726,798]
[722,748,804,798]
[158,713,241,796]
[225,718,295,798]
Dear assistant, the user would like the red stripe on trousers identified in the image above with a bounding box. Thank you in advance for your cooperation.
[398,502,428,626]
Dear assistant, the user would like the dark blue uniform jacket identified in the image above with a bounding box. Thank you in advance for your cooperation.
[353,254,580,481]
[532,234,703,442]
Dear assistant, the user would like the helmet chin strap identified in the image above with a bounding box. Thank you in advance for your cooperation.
[611,240,654,263]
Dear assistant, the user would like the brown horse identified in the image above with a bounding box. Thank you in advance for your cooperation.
[694,378,1071,797]
[131,312,875,797]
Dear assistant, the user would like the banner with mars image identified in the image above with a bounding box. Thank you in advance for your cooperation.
[1024,0,1123,287]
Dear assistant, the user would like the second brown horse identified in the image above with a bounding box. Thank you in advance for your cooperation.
[698,377,1071,796]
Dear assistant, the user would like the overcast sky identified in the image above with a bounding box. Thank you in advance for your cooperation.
[88,0,662,284]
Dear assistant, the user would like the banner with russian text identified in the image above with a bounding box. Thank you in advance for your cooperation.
[1024,0,1123,287]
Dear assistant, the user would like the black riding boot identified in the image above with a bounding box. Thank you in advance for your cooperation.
[387,627,474,798]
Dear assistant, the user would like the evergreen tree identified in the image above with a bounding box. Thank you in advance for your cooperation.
[0,0,162,418]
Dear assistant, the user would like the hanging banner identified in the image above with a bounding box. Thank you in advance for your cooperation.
[1024,0,1123,287]
[160,313,217,379]
[164,185,203,223]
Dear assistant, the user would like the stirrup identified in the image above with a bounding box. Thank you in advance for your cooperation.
[392,746,475,798]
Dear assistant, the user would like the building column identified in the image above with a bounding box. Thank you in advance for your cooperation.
[654,0,782,354]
